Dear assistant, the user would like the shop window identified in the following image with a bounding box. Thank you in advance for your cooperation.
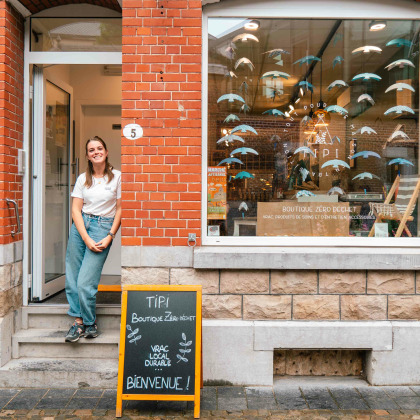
[207,18,420,239]
[30,18,121,52]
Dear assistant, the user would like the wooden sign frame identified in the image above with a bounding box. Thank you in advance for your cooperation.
[116,285,202,418]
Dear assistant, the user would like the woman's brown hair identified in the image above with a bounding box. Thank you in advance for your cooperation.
[84,136,114,188]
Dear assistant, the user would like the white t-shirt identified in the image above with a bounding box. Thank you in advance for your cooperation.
[71,169,121,218]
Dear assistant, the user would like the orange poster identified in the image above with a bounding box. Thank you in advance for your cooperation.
[207,166,227,220]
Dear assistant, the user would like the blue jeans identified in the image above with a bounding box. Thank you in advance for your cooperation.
[65,213,113,325]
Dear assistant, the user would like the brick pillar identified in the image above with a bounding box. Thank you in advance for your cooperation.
[121,0,202,272]
[0,1,24,318]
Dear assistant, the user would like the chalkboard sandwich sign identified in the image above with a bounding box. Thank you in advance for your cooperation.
[116,285,202,418]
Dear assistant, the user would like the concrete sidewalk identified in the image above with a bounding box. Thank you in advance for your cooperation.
[0,377,420,418]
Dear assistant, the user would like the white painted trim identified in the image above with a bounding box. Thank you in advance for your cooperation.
[204,0,420,19]
[201,15,209,245]
[201,0,420,249]
[27,52,122,65]
[32,72,73,301]
[22,20,30,306]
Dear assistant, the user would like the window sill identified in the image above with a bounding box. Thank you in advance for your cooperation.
[193,246,420,270]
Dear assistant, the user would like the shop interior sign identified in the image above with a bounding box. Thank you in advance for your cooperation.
[207,166,227,220]
[257,201,350,237]
[116,285,202,418]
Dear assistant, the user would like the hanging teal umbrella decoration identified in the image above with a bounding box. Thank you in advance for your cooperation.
[386,38,413,48]
[388,158,414,167]
[235,171,254,179]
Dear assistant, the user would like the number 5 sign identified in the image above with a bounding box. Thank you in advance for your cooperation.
[123,124,143,140]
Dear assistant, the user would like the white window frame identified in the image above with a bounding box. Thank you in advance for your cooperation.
[201,0,420,247]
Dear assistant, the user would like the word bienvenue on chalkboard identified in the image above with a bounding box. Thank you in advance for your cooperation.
[116,285,202,419]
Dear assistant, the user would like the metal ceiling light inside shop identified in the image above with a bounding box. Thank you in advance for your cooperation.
[369,20,386,31]
[244,20,260,30]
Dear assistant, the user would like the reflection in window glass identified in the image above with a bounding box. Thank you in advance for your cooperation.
[30,18,121,52]
[207,18,420,238]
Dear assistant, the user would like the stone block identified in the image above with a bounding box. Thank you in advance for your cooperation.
[0,312,13,367]
[170,268,219,294]
[202,295,242,319]
[366,322,420,385]
[417,272,420,294]
[121,267,169,285]
[0,286,22,318]
[203,320,273,385]
[220,270,269,294]
[367,271,414,294]
[271,270,317,294]
[0,264,11,292]
[11,261,22,288]
[319,270,365,294]
[293,295,339,320]
[341,295,387,320]
[388,296,420,320]
[243,295,291,320]
[254,321,392,351]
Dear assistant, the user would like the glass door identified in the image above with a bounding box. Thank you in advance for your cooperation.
[32,65,73,301]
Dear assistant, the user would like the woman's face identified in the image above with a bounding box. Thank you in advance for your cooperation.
[86,140,108,165]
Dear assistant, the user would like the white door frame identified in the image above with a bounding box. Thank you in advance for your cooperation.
[22,18,122,305]
[32,67,74,300]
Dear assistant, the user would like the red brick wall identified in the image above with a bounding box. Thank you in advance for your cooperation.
[121,0,202,247]
[0,1,24,245]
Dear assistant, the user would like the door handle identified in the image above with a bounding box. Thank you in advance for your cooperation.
[71,158,79,178]
[6,199,21,237]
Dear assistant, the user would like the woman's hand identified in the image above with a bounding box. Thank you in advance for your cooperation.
[95,235,112,251]
[84,236,103,253]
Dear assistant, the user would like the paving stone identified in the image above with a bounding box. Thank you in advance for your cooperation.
[102,390,117,398]
[300,388,338,410]
[410,386,420,396]
[273,388,308,410]
[155,400,187,414]
[245,388,277,410]
[4,389,48,410]
[217,387,246,398]
[42,389,76,399]
[74,388,104,398]
[124,399,157,412]
[0,398,13,410]
[394,397,420,409]
[35,398,71,410]
[381,387,417,397]
[329,388,369,410]
[200,387,217,411]
[96,396,117,410]
[65,397,99,409]
[356,387,400,410]
[0,390,20,398]
[217,387,247,411]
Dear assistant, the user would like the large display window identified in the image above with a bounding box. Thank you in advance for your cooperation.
[206,17,420,241]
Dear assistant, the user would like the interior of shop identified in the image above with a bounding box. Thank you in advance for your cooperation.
[207,18,420,238]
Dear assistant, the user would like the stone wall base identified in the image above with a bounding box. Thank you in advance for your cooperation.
[366,322,420,385]
[0,312,13,367]
[203,320,420,386]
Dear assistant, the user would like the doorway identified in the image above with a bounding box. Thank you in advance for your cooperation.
[30,64,122,302]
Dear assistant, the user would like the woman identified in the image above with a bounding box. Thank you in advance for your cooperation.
[65,136,121,342]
